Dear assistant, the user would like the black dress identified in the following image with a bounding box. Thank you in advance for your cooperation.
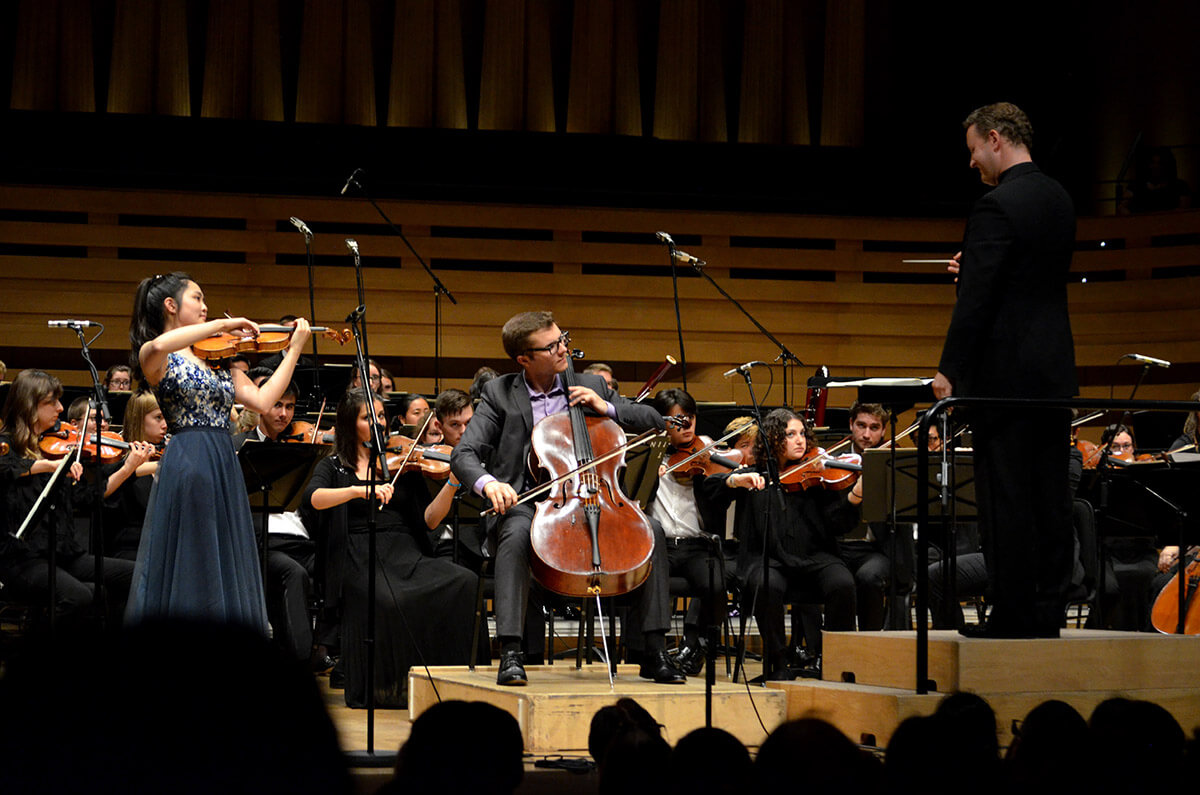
[304,456,477,708]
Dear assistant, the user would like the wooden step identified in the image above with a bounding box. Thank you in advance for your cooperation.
[409,664,787,754]
[823,629,1200,693]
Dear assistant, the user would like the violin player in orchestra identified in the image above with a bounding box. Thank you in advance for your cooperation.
[646,388,732,676]
[230,379,325,665]
[704,408,865,678]
[583,362,619,393]
[1167,387,1199,455]
[104,389,168,561]
[104,364,133,393]
[427,388,489,573]
[303,388,476,707]
[450,311,685,686]
[837,401,914,631]
[126,271,311,631]
[932,102,1077,639]
[0,369,134,628]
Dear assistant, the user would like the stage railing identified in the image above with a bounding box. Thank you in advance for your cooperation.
[914,396,1200,695]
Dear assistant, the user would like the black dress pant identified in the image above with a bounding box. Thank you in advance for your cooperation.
[4,552,134,629]
[266,535,315,662]
[742,552,855,658]
[972,408,1073,631]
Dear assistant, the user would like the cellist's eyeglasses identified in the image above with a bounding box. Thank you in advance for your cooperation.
[525,332,571,356]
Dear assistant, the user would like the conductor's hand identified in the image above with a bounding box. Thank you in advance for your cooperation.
[728,471,765,491]
[285,317,312,351]
[568,385,607,415]
[947,251,961,281]
[932,372,953,400]
[484,480,519,515]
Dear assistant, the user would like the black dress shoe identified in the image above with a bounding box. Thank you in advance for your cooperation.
[670,644,705,676]
[639,650,686,684]
[496,650,528,686]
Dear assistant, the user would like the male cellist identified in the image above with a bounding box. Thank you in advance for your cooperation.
[450,311,685,686]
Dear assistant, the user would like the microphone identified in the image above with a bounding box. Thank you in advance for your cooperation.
[723,361,767,379]
[571,349,586,360]
[288,216,313,240]
[340,168,363,196]
[672,249,705,266]
[655,231,676,246]
[1123,353,1171,368]
[346,305,366,323]
[345,238,359,255]
[48,319,97,328]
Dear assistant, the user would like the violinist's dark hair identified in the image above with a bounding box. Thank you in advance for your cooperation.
[0,369,62,459]
[501,311,555,360]
[334,388,381,467]
[1100,423,1137,452]
[755,407,813,465]
[434,388,472,421]
[67,396,92,425]
[653,388,696,417]
[129,272,193,384]
[469,366,499,401]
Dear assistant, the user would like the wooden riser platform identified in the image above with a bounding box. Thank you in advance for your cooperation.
[409,664,788,755]
[771,629,1200,749]
[823,629,1200,693]
[771,679,1200,749]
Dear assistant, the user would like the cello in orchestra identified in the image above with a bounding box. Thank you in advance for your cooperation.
[448,311,685,686]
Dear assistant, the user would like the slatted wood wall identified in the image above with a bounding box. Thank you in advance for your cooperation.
[2,185,1197,416]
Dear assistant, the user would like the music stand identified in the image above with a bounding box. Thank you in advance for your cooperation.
[291,363,355,413]
[238,442,330,587]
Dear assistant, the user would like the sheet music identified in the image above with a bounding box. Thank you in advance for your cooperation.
[817,377,933,388]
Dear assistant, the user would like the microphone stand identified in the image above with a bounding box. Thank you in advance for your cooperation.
[343,171,457,394]
[730,366,785,683]
[72,323,111,628]
[686,258,804,408]
[343,245,396,767]
[664,244,689,391]
[293,222,322,406]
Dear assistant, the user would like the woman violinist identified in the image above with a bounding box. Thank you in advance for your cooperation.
[704,408,864,678]
[104,390,168,561]
[0,369,135,628]
[126,271,311,630]
[302,388,476,707]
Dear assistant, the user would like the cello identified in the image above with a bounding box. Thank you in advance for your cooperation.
[1150,549,1200,634]
[527,353,656,598]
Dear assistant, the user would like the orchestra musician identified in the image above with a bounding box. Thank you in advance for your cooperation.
[705,408,864,678]
[449,311,685,686]
[838,401,912,630]
[303,388,476,707]
[647,388,729,675]
[105,390,168,560]
[932,102,1077,639]
[0,369,135,628]
[126,271,311,631]
[104,364,133,393]
[428,388,487,572]
[583,362,619,393]
[1167,387,1199,454]
[1154,389,1200,599]
[232,380,322,663]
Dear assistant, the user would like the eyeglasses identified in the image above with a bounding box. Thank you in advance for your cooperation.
[672,414,696,426]
[525,332,571,356]
[1110,441,1134,451]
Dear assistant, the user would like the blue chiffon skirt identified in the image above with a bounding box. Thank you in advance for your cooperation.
[125,427,267,632]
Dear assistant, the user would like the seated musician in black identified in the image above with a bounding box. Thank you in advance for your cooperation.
[1156,390,1200,595]
[232,380,319,664]
[705,408,863,677]
[450,311,684,686]
[647,388,730,675]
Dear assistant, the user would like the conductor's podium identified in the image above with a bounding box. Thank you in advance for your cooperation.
[768,629,1200,748]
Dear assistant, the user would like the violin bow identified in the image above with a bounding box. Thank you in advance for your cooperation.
[310,398,327,444]
[15,456,74,539]
[659,422,754,477]
[481,428,668,517]
[383,411,436,500]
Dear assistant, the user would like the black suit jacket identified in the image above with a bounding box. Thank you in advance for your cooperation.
[938,162,1078,399]
[450,370,665,514]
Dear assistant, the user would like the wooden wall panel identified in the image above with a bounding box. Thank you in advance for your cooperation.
[342,0,377,125]
[435,0,469,129]
[738,0,784,144]
[478,0,526,131]
[523,0,557,133]
[611,0,642,137]
[10,0,60,111]
[107,0,191,116]
[819,0,864,147]
[201,0,252,119]
[566,0,615,134]
[295,0,346,124]
[653,0,699,141]
[1,186,1196,404]
[388,0,436,126]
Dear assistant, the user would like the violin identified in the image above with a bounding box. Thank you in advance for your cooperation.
[777,447,862,492]
[527,351,655,598]
[192,325,350,364]
[665,438,743,482]
[1151,551,1200,634]
[384,434,452,480]
[280,421,335,445]
[39,422,163,462]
